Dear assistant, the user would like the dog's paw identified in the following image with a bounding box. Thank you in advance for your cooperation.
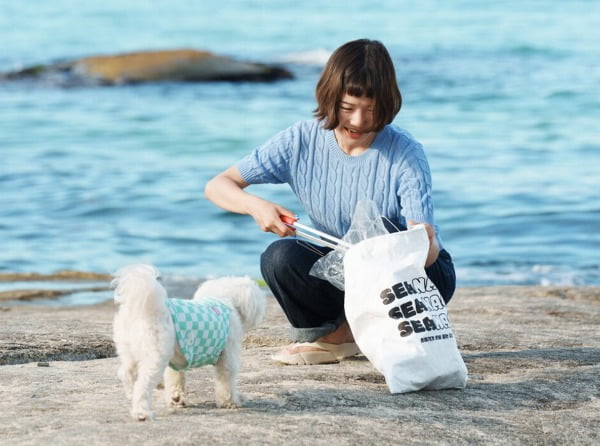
[131,408,155,422]
[132,411,155,422]
[216,393,246,409]
[216,399,240,409]
[169,392,187,408]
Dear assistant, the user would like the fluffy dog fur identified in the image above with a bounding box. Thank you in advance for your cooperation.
[112,263,266,421]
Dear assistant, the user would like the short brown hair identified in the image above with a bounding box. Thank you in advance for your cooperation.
[314,39,402,132]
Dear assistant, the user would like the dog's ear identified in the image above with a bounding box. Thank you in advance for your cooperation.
[111,264,161,305]
[111,272,128,304]
[112,273,135,305]
[111,276,125,304]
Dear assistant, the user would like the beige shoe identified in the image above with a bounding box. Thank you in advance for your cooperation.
[271,342,360,365]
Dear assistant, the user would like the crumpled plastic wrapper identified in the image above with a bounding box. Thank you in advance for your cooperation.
[309,200,397,290]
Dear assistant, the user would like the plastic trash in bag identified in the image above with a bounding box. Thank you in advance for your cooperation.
[309,200,395,290]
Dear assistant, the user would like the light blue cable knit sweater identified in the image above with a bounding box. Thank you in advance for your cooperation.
[237,119,443,247]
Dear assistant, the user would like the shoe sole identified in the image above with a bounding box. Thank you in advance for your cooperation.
[271,342,360,365]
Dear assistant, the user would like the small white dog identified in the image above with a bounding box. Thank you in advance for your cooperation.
[111,263,266,421]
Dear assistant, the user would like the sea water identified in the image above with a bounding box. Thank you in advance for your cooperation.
[1,0,599,294]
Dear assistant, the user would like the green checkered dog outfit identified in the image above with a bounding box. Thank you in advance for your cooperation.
[165,298,231,370]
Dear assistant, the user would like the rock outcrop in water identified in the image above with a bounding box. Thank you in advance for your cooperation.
[1,49,294,86]
[0,270,112,302]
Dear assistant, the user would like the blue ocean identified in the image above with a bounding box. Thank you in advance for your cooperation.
[1,0,599,297]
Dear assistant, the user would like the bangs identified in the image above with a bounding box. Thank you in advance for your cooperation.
[344,69,375,98]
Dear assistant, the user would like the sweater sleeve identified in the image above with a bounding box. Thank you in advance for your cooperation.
[236,124,297,185]
[396,141,435,226]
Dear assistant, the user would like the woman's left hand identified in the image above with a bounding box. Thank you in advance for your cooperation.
[408,220,440,267]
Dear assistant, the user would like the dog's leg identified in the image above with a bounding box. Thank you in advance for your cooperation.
[118,357,137,399]
[215,315,246,408]
[117,349,137,399]
[130,356,168,421]
[163,366,186,408]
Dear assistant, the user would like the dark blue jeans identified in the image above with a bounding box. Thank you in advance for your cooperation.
[260,238,456,343]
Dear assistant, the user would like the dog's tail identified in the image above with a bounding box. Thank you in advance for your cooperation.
[193,276,266,329]
[112,263,167,316]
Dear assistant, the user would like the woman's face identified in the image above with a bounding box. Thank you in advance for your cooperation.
[334,93,376,154]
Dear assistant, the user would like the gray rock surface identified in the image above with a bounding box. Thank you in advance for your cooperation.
[0,283,598,445]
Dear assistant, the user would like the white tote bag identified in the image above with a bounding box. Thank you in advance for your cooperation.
[343,225,468,393]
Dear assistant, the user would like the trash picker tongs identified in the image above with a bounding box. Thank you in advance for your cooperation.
[280,215,352,252]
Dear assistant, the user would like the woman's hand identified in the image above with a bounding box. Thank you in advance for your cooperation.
[408,220,440,267]
[247,196,296,237]
[205,166,296,237]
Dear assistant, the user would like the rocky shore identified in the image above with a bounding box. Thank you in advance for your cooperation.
[0,276,598,445]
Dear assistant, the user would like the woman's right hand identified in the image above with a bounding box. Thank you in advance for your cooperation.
[247,197,296,237]
[204,166,296,237]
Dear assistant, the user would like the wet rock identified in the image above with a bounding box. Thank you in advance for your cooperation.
[0,286,110,302]
[1,49,294,86]
[0,270,112,282]
[0,270,112,302]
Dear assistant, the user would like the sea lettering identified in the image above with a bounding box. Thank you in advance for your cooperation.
[380,277,451,339]
[430,313,450,330]
[430,294,444,310]
[400,300,416,318]
[412,276,436,293]
[398,319,442,337]
[388,306,403,319]
[380,288,395,305]
[392,282,408,299]
[387,297,440,319]
[411,319,426,333]
[379,276,434,305]
[421,294,445,311]
[414,298,428,313]
[422,316,438,331]
[398,321,413,337]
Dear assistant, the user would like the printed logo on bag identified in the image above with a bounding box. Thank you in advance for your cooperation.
[379,276,453,343]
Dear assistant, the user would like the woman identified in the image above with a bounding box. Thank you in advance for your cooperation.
[205,39,456,365]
